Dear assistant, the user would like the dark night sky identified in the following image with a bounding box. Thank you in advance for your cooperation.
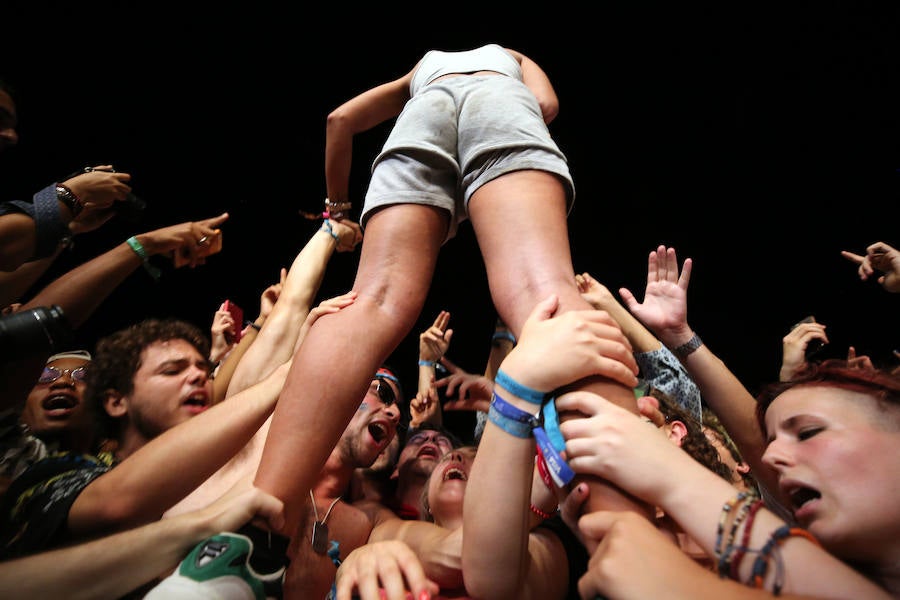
[3,4,898,433]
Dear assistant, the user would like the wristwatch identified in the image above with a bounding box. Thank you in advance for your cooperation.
[673,333,703,359]
[55,184,83,217]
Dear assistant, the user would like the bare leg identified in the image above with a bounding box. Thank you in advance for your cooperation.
[469,170,653,518]
[253,204,448,533]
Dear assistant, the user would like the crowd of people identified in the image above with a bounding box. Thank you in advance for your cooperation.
[1,44,899,600]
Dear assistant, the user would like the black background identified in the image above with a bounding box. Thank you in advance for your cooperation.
[3,3,898,432]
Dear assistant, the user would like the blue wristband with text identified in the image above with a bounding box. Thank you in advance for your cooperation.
[488,392,539,438]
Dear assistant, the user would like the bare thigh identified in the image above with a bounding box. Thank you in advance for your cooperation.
[468,169,581,334]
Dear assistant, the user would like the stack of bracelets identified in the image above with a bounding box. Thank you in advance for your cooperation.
[489,368,822,595]
[714,490,820,595]
[300,198,352,223]
[487,368,575,520]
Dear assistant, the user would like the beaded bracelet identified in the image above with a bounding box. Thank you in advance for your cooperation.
[714,491,750,577]
[495,369,545,405]
[529,503,556,520]
[324,198,352,220]
[716,493,755,578]
[750,525,820,594]
[729,498,765,580]
[488,392,539,439]
[126,236,161,281]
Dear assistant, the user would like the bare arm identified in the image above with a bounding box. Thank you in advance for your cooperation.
[0,477,284,600]
[19,213,230,329]
[463,295,638,600]
[225,219,360,398]
[558,392,891,599]
[324,71,414,206]
[68,361,290,535]
[618,246,776,494]
[506,48,559,124]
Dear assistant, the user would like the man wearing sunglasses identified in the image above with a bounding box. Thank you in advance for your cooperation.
[0,350,95,496]
[153,365,406,600]
[274,365,405,599]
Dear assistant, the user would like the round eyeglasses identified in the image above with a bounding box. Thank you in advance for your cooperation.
[38,366,89,384]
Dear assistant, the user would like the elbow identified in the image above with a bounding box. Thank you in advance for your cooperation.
[326,108,351,134]
[540,102,559,125]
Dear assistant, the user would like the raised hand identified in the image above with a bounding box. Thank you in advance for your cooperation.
[138,212,229,268]
[619,245,692,339]
[419,310,453,364]
[575,271,617,310]
[437,358,493,414]
[409,379,442,429]
[780,317,829,381]
[841,241,900,293]
[210,302,238,363]
[66,166,135,234]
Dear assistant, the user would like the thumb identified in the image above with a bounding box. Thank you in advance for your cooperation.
[578,510,621,540]
[527,294,560,324]
[443,329,454,345]
[636,396,665,427]
[618,287,638,310]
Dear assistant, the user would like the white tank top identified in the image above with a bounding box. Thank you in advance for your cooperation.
[409,44,522,96]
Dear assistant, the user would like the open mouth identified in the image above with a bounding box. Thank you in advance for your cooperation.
[788,486,821,511]
[183,392,208,411]
[416,445,440,459]
[368,422,389,444]
[442,466,467,482]
[42,393,77,411]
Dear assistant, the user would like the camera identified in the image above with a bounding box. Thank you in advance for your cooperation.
[0,305,73,363]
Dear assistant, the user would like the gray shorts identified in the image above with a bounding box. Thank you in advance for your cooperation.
[360,75,575,242]
[362,146,575,241]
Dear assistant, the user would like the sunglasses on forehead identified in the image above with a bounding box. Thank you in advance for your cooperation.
[38,365,89,384]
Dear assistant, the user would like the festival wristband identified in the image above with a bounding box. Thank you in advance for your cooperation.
[494,368,545,405]
[541,398,566,452]
[533,425,574,486]
[488,392,538,439]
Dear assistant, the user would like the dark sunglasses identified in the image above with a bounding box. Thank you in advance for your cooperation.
[371,377,397,407]
[38,366,88,384]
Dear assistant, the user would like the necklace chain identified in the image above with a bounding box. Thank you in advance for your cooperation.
[309,489,341,525]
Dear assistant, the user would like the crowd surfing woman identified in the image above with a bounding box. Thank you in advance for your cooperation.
[254,43,646,544]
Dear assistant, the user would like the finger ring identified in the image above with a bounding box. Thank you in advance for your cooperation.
[197,236,209,246]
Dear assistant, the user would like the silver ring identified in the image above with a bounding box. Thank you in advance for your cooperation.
[197,236,209,246]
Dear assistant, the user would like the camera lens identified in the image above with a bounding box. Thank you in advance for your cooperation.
[0,305,73,363]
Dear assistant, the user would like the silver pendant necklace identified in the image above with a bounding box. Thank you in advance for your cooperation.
[309,489,341,555]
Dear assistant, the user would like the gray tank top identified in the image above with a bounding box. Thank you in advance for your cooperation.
[409,44,522,96]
